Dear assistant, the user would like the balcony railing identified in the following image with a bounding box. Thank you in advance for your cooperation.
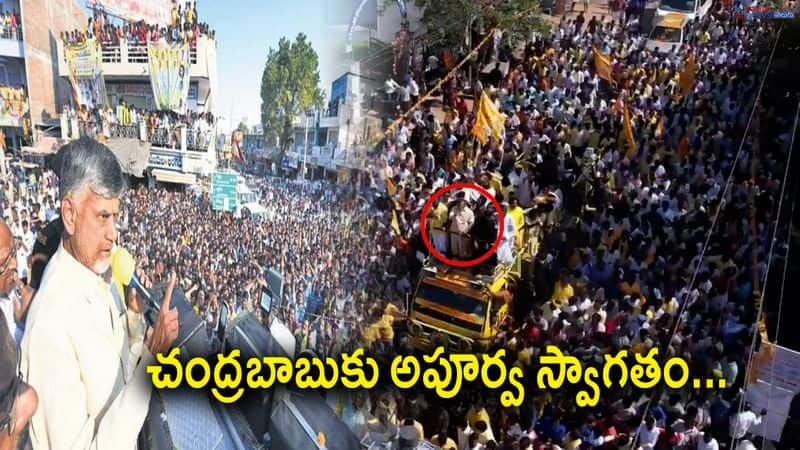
[90,40,199,65]
[0,27,22,42]
[67,116,212,153]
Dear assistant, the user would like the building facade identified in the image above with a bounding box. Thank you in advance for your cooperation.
[53,29,219,185]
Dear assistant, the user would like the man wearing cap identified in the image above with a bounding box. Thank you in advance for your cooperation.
[20,138,179,450]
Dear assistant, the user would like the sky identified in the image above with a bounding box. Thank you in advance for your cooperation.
[199,0,341,129]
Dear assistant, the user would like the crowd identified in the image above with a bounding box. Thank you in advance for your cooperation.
[61,1,214,47]
[0,10,20,41]
[351,2,791,449]
[64,101,215,150]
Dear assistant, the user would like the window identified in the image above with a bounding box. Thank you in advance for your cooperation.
[650,26,682,42]
[659,0,695,11]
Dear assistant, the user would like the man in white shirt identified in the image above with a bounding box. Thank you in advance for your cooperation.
[636,416,661,449]
[729,404,766,440]
[21,137,180,450]
[697,432,718,450]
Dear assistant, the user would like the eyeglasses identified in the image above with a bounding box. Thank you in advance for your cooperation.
[0,252,12,278]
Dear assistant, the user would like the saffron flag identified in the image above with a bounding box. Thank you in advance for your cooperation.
[748,319,776,383]
[592,47,614,83]
[679,53,696,97]
[471,91,506,145]
[623,101,636,159]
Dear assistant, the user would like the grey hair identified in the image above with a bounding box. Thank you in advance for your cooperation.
[57,136,126,201]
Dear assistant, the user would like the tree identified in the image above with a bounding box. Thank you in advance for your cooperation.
[237,121,249,133]
[414,0,549,53]
[260,33,325,168]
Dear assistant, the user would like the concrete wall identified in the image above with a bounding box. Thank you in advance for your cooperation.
[21,0,86,126]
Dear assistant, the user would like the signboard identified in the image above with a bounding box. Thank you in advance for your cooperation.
[211,172,237,212]
[87,0,172,26]
[747,344,800,441]
[148,151,182,170]
[282,152,299,169]
[329,74,348,116]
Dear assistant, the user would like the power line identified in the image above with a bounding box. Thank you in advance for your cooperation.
[629,24,783,450]
[731,98,800,450]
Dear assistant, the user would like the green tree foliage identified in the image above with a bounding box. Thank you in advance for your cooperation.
[260,33,325,165]
[413,0,549,51]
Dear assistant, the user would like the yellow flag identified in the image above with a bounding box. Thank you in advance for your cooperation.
[748,319,775,383]
[623,101,636,159]
[592,47,614,83]
[679,53,696,97]
[471,91,506,145]
[472,108,490,145]
[390,209,401,235]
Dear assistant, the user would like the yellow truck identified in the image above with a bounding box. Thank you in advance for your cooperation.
[407,253,527,352]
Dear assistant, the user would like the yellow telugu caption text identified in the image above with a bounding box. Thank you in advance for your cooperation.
[146,345,724,407]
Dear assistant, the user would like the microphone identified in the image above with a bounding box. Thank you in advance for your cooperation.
[111,247,156,309]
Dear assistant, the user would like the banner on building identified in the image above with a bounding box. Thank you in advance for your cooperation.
[147,42,191,114]
[87,0,172,26]
[65,39,108,109]
[0,86,27,127]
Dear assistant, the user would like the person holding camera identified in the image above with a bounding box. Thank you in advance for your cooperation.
[20,137,179,450]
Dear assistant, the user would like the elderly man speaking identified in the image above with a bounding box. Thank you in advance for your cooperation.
[20,137,179,450]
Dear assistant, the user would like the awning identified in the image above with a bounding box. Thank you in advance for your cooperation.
[151,169,197,185]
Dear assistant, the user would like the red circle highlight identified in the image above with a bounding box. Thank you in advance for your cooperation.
[419,183,505,268]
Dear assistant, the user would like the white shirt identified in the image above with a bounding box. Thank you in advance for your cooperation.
[697,434,719,450]
[21,243,154,450]
[730,410,762,439]
[636,424,661,449]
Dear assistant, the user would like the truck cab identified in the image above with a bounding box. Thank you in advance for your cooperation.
[408,253,525,352]
[646,13,689,54]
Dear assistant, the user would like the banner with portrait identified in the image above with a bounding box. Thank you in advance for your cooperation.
[0,86,28,127]
[147,42,191,114]
[65,39,108,109]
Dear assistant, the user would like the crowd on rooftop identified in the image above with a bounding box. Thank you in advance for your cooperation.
[61,0,214,47]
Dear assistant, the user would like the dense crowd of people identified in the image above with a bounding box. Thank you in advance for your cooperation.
[352,2,791,450]
[61,1,214,47]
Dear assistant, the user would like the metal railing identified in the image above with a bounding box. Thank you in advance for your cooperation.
[0,27,21,41]
[185,129,211,152]
[94,40,199,65]
[65,114,215,154]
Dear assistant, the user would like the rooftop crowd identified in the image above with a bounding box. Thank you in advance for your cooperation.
[351,2,793,449]
[61,0,214,47]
